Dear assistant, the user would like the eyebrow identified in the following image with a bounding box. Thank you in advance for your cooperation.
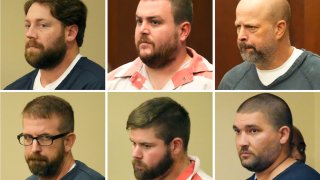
[136,15,162,20]
[232,124,259,130]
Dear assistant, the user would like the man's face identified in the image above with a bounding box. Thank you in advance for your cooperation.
[235,1,277,65]
[135,0,180,69]
[129,128,174,180]
[22,115,65,177]
[24,3,67,70]
[233,112,281,172]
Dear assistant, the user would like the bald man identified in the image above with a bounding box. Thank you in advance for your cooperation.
[291,126,306,163]
[219,0,320,90]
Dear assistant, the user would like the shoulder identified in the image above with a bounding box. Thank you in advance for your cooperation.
[107,59,142,90]
[59,57,105,90]
[108,60,140,81]
[64,160,105,180]
[218,62,253,90]
[295,51,320,88]
[276,161,320,179]
[4,70,38,90]
[75,57,105,77]
[300,51,320,70]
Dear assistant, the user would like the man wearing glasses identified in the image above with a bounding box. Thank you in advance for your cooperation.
[17,95,104,180]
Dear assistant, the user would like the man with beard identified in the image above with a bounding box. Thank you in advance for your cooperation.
[108,0,212,90]
[219,0,320,90]
[126,97,211,179]
[232,93,320,180]
[5,0,105,90]
[17,95,104,179]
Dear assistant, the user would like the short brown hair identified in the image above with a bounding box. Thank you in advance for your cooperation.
[127,97,190,151]
[24,0,87,47]
[22,95,74,132]
[170,0,193,24]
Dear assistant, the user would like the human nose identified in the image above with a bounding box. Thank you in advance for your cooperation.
[132,145,143,159]
[236,132,249,147]
[237,26,248,42]
[25,25,38,39]
[31,139,41,152]
[137,21,150,35]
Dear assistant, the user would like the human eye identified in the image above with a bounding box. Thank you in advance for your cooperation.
[24,23,31,29]
[247,25,257,32]
[39,23,49,28]
[151,20,160,25]
[233,126,240,134]
[23,134,33,141]
[142,143,152,150]
[249,128,259,135]
[136,17,142,25]
[37,135,52,143]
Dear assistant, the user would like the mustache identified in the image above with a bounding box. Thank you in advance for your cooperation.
[26,40,44,49]
[137,36,154,46]
[238,42,256,51]
[132,159,147,168]
[27,153,48,162]
[239,146,252,154]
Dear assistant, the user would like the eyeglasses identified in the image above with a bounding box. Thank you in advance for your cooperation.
[17,132,70,146]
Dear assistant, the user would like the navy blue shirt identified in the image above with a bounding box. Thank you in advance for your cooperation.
[247,161,320,180]
[4,57,105,90]
[26,160,105,180]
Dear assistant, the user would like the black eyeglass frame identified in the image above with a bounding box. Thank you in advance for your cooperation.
[17,132,70,146]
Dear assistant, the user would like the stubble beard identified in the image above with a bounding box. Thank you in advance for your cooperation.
[239,143,280,173]
[25,31,67,70]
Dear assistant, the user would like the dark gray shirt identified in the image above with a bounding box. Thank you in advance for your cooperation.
[218,50,320,90]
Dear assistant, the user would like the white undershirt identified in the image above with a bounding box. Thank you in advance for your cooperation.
[68,162,76,173]
[256,47,303,86]
[33,54,82,90]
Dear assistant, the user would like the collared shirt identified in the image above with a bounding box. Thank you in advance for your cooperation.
[108,47,213,90]
[177,156,212,180]
[33,54,82,90]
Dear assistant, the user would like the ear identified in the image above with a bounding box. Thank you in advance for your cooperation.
[274,20,287,40]
[170,137,184,156]
[178,22,191,42]
[64,133,76,152]
[64,25,79,43]
[279,126,290,145]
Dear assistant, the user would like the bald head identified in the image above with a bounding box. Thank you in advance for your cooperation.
[237,0,291,24]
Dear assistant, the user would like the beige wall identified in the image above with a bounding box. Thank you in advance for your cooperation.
[1,0,105,89]
[108,92,213,179]
[1,92,105,179]
[216,92,320,180]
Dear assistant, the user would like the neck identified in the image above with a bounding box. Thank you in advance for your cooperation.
[256,45,293,70]
[256,155,296,180]
[145,47,189,90]
[39,154,75,180]
[39,47,79,87]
